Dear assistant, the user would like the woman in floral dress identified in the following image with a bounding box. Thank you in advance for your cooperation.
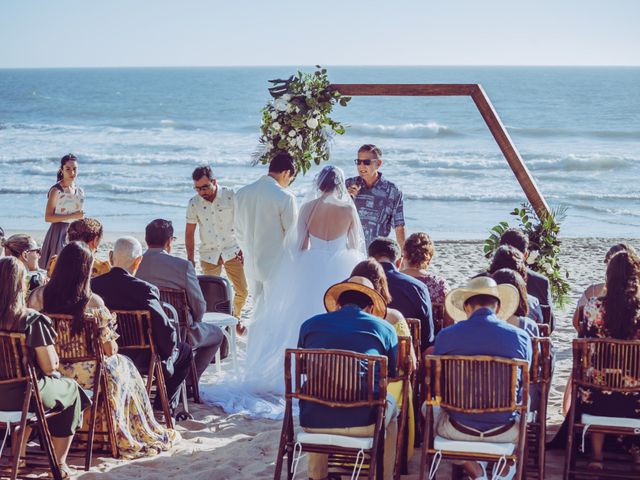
[29,241,180,458]
[40,154,85,269]
[580,250,640,468]
[400,232,450,305]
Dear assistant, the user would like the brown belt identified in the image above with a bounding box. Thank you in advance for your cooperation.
[449,418,515,439]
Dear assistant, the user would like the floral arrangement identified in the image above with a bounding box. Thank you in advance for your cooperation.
[483,203,571,307]
[254,66,350,176]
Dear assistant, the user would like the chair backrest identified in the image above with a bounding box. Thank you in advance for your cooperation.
[110,310,154,352]
[198,275,233,315]
[572,338,640,393]
[0,331,30,385]
[44,313,101,363]
[540,305,551,324]
[424,354,529,414]
[393,336,413,380]
[432,303,444,336]
[158,288,190,329]
[530,337,553,385]
[406,318,421,357]
[284,348,388,408]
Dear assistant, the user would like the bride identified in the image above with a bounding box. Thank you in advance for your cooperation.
[200,165,366,418]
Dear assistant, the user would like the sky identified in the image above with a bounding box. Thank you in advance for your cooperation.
[1,0,639,68]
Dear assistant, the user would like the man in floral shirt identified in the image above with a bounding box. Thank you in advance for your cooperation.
[346,144,405,248]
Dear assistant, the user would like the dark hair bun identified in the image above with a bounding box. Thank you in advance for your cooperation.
[318,167,338,192]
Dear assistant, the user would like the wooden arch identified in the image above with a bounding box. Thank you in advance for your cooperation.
[330,83,550,219]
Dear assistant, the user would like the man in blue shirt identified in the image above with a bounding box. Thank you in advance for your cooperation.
[368,237,434,348]
[298,276,398,480]
[434,276,532,480]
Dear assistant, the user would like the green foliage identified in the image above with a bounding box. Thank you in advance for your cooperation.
[483,203,571,308]
[255,66,350,176]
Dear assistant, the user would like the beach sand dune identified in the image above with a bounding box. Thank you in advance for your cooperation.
[10,233,633,479]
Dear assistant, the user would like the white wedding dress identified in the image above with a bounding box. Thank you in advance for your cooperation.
[199,166,366,419]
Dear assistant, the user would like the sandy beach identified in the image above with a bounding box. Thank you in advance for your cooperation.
[9,231,639,479]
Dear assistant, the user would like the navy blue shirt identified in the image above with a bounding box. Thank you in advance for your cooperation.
[433,307,532,431]
[297,305,398,429]
[380,261,433,348]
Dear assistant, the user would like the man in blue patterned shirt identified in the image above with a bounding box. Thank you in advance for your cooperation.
[346,144,406,247]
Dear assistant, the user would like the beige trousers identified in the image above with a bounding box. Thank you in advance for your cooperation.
[302,416,397,480]
[201,256,248,317]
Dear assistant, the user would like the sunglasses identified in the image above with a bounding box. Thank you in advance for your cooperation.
[27,248,41,255]
[354,159,378,166]
[194,183,213,192]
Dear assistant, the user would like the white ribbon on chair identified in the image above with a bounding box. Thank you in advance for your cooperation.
[0,424,10,461]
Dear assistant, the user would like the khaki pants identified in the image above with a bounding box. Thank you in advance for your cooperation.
[201,256,248,317]
[436,410,519,443]
[303,416,397,480]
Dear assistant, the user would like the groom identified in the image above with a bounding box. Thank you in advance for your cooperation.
[234,151,298,314]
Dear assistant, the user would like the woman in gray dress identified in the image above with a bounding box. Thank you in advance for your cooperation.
[39,154,85,270]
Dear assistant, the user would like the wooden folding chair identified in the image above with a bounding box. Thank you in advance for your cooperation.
[391,336,413,479]
[526,337,552,480]
[406,318,423,449]
[0,331,62,480]
[45,313,118,469]
[419,354,530,480]
[540,305,554,333]
[158,288,201,403]
[110,309,174,429]
[564,339,640,479]
[274,349,390,480]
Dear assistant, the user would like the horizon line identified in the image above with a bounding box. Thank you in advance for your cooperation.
[1,64,640,70]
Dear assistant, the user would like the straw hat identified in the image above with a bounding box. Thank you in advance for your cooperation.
[445,276,519,322]
[324,276,387,319]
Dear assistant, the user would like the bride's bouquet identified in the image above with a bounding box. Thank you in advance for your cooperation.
[255,66,350,176]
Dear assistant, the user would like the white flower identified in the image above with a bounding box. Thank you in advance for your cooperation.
[313,110,320,116]
[288,129,297,137]
[272,122,281,131]
[270,111,278,120]
[306,118,319,129]
[274,98,288,112]
[288,137,296,146]
[296,135,303,149]
[282,94,291,102]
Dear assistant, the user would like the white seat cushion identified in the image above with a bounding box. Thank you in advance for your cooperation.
[202,312,237,327]
[0,411,26,423]
[433,435,515,455]
[296,432,373,450]
[581,414,640,429]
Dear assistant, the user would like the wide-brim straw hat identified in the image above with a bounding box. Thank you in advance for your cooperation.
[445,276,519,322]
[324,276,387,319]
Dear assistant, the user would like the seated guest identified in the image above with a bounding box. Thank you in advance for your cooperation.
[579,250,640,469]
[48,218,110,278]
[499,228,554,327]
[488,245,543,324]
[298,276,398,480]
[401,232,451,305]
[435,276,532,480]
[491,269,540,338]
[136,219,223,381]
[91,237,193,416]
[572,242,637,332]
[28,241,180,455]
[351,258,417,459]
[369,237,433,349]
[0,257,90,478]
[2,234,48,291]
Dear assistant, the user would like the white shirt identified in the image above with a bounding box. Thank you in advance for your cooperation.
[186,186,241,264]
[234,175,297,284]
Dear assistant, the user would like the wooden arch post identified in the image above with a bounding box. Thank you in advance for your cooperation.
[330,83,551,219]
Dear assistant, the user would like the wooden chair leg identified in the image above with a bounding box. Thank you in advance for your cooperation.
[101,374,119,458]
[189,357,201,403]
[419,406,432,480]
[274,413,290,480]
[154,359,174,430]
[563,394,577,480]
[84,365,104,471]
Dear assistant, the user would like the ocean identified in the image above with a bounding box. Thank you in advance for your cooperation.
[0,66,639,239]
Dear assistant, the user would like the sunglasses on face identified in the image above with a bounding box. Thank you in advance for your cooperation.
[194,184,213,192]
[27,248,41,255]
[354,159,378,166]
